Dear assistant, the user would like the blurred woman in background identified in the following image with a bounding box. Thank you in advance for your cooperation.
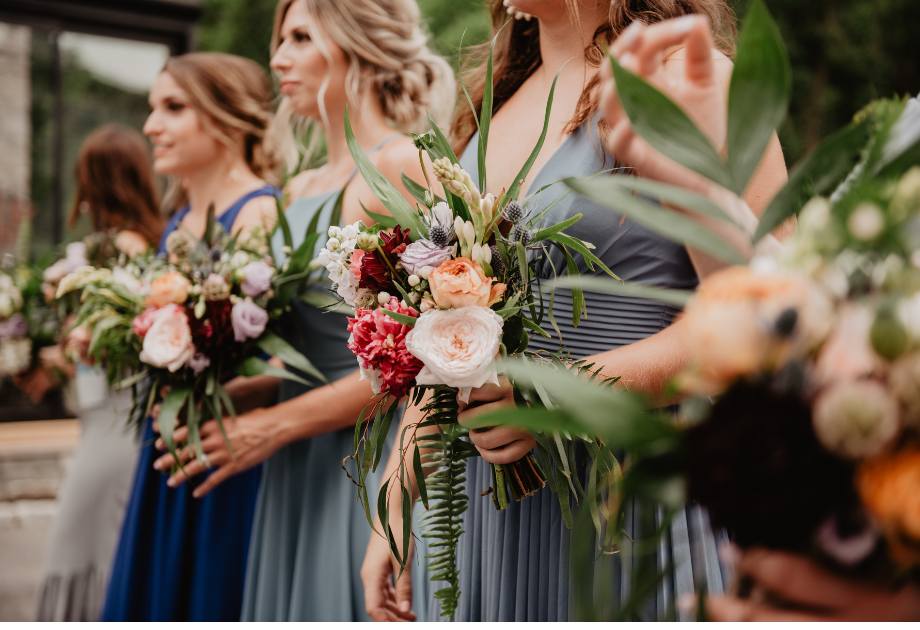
[35,123,163,621]
[101,52,280,621]
[151,0,453,620]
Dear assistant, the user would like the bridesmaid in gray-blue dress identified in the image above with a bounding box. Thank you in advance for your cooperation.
[426,110,726,622]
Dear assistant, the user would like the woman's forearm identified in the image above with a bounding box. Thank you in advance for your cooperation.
[589,317,690,402]
[273,369,376,445]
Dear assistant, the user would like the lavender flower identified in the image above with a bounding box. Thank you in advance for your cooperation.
[0,314,27,340]
[399,239,453,276]
[188,352,212,375]
[231,300,268,342]
[240,260,273,297]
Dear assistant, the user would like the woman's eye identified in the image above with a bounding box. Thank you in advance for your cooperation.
[293,30,310,44]
[166,101,185,113]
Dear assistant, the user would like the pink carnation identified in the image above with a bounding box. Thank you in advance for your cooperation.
[132,307,160,338]
[347,298,422,398]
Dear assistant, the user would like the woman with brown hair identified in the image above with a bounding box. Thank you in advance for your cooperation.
[35,124,162,622]
[100,52,280,621]
[362,0,787,621]
[149,0,453,620]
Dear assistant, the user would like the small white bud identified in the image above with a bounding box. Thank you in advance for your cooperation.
[408,274,421,287]
[377,291,391,305]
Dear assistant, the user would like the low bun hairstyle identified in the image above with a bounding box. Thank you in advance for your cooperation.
[270,0,455,171]
[163,52,280,189]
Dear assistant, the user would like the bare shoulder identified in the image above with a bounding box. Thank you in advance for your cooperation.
[371,137,424,180]
[234,194,279,235]
[284,170,318,200]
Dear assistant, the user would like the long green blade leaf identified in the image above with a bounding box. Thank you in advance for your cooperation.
[505,76,558,202]
[610,56,733,190]
[726,0,791,193]
[546,275,692,307]
[158,387,191,456]
[565,176,748,264]
[238,356,313,386]
[257,332,326,383]
[753,119,870,241]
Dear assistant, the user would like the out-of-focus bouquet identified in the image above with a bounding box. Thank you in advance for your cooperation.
[468,0,920,619]
[0,258,62,383]
[57,209,325,462]
[319,56,619,615]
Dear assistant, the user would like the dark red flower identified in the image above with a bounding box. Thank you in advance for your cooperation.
[357,226,412,293]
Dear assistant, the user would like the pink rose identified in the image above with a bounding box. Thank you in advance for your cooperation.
[132,307,159,338]
[139,304,195,372]
[146,271,191,308]
[231,300,268,342]
[428,257,504,309]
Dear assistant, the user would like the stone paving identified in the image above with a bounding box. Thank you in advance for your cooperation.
[0,420,77,621]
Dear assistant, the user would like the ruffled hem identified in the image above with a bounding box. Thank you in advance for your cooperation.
[35,565,106,621]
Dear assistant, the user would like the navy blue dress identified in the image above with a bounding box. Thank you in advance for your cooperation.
[101,186,278,621]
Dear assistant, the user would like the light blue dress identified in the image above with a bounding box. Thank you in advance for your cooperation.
[425,115,727,621]
[241,192,429,620]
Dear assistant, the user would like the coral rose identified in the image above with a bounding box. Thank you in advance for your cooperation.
[428,257,504,309]
[146,271,191,308]
[858,448,920,568]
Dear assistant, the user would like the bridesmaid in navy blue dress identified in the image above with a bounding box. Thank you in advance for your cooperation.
[102,52,281,621]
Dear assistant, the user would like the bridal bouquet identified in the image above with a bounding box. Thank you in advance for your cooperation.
[0,261,62,381]
[319,59,618,615]
[57,209,325,463]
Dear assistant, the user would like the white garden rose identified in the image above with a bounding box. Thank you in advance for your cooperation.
[139,304,195,372]
[406,305,503,402]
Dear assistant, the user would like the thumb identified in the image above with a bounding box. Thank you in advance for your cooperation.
[395,563,413,612]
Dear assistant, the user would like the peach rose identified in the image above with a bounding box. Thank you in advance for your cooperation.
[428,257,504,309]
[858,448,920,568]
[145,271,191,308]
[139,304,195,372]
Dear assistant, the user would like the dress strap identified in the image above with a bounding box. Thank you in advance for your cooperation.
[217,184,280,232]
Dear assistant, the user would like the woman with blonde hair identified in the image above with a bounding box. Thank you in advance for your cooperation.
[362,0,788,621]
[151,0,453,620]
[101,52,280,621]
[35,124,162,622]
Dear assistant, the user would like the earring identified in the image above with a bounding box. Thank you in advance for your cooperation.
[502,0,533,21]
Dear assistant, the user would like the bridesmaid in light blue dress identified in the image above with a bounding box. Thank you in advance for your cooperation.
[158,0,454,620]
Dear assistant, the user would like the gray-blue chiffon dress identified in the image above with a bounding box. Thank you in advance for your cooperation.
[425,113,727,621]
[241,192,429,621]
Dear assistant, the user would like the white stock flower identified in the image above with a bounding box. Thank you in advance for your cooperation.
[406,305,503,402]
[314,221,363,306]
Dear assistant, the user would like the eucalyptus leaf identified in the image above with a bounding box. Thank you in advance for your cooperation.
[609,56,733,190]
[157,387,191,457]
[238,356,313,387]
[565,176,748,264]
[545,275,692,307]
[257,332,325,383]
[726,0,791,193]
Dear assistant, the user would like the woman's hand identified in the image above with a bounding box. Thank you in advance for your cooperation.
[458,380,536,465]
[707,548,920,621]
[153,405,285,498]
[599,15,729,194]
[361,529,416,621]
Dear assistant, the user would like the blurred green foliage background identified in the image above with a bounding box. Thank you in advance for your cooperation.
[198,0,920,164]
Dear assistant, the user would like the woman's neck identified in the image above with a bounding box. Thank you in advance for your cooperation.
[321,91,396,170]
[536,3,608,80]
[183,152,263,218]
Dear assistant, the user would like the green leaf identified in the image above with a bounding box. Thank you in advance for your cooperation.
[477,43,494,191]
[237,356,313,386]
[565,176,748,264]
[464,406,584,435]
[532,213,584,241]
[545,232,621,279]
[413,446,429,509]
[545,275,692,307]
[186,392,205,463]
[273,195,294,250]
[257,332,326,383]
[423,115,460,164]
[401,173,436,207]
[726,0,791,193]
[364,208,398,229]
[877,98,920,177]
[158,387,191,456]
[504,76,558,203]
[609,55,733,190]
[596,175,744,229]
[345,108,424,238]
[380,308,418,327]
[753,119,870,241]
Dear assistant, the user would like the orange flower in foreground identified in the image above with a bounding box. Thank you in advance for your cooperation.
[858,448,920,568]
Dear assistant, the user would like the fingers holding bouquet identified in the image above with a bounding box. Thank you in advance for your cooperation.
[458,378,536,465]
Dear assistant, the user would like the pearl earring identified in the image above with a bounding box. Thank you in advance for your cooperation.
[502,0,533,21]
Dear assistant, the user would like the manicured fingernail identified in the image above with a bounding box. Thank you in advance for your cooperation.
[167,478,176,488]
